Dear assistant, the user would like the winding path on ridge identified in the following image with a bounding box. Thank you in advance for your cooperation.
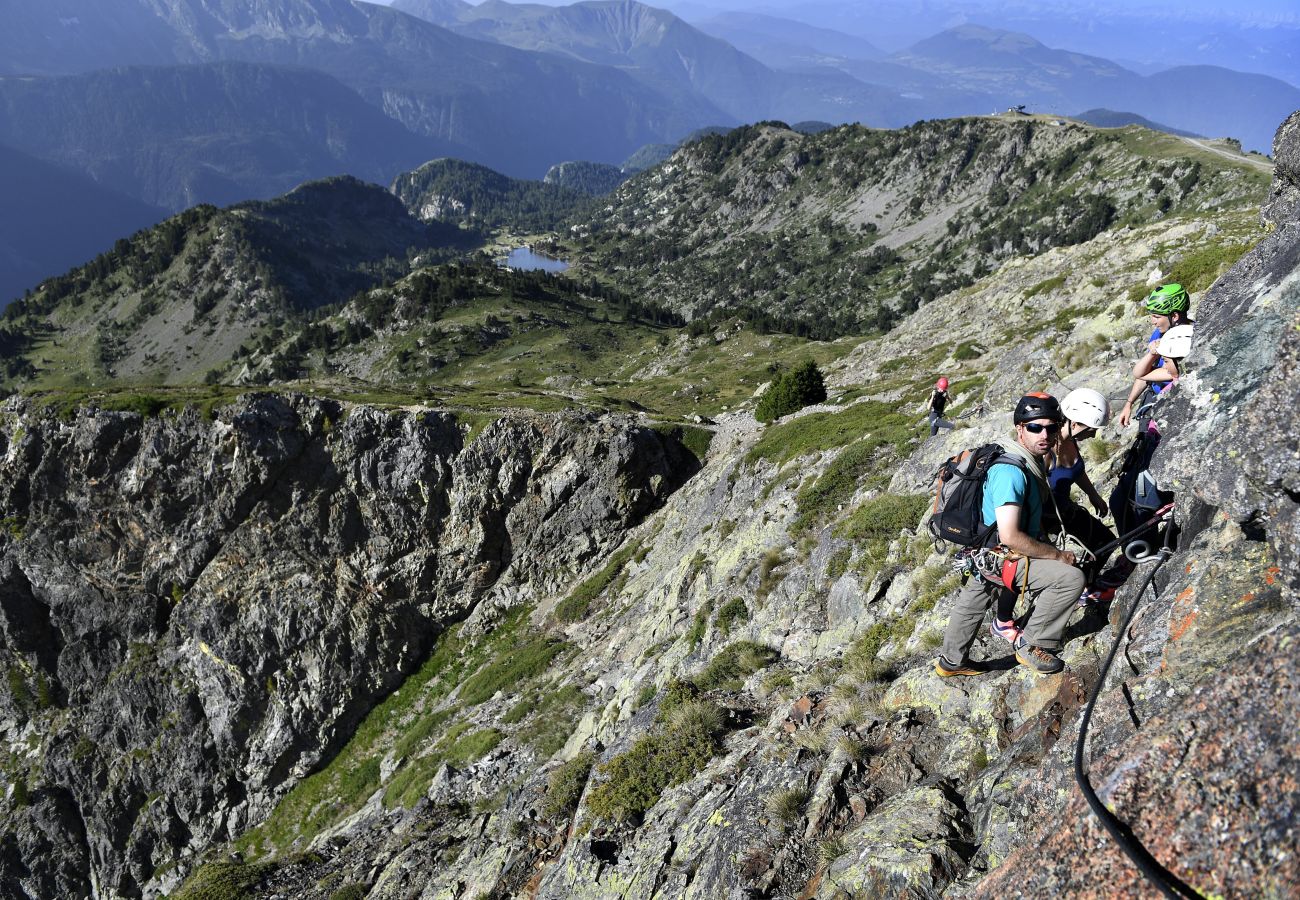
[1181,136,1275,173]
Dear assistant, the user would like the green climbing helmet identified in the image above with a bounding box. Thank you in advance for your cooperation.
[1144,283,1189,316]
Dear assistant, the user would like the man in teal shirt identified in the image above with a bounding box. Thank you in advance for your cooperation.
[936,393,1087,676]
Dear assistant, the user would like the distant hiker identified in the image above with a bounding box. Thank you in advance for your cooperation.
[1117,284,1194,427]
[935,393,1086,677]
[926,377,955,435]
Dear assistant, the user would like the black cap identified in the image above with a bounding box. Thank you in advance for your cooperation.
[1013,392,1064,424]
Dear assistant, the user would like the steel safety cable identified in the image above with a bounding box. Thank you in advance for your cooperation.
[1072,516,1204,900]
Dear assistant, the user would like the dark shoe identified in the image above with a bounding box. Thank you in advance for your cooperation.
[1015,644,1065,675]
[935,656,984,677]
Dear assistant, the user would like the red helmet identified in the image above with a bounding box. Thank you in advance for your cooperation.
[936,377,949,390]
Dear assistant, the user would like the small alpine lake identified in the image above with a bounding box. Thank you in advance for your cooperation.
[501,246,569,273]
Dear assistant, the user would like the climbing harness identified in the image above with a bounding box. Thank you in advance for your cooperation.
[1073,512,1205,900]
[951,544,1023,590]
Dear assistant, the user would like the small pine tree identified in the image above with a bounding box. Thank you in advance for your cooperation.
[755,359,827,423]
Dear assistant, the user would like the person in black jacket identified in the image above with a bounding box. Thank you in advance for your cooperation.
[926,377,954,436]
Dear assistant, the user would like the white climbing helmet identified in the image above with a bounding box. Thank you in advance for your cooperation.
[1061,387,1111,429]
[1157,324,1195,360]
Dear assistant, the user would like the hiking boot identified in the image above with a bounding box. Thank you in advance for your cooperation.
[1015,644,1065,675]
[935,656,984,677]
[989,618,1022,644]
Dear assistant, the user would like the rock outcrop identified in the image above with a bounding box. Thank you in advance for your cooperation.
[0,396,696,898]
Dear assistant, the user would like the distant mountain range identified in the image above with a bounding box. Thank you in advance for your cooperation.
[0,61,443,211]
[699,0,1300,87]
[1,0,1295,304]
[394,0,909,128]
[885,26,1300,152]
[0,0,704,177]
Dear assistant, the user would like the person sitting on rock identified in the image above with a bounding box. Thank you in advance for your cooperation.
[926,377,955,436]
[936,393,1087,677]
[1117,284,1193,427]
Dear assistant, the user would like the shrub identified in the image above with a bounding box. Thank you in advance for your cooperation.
[693,642,780,691]
[685,601,712,649]
[330,886,368,900]
[827,546,852,579]
[755,550,785,601]
[541,752,596,819]
[98,393,171,417]
[1024,274,1067,299]
[836,494,929,543]
[458,636,567,705]
[952,341,983,361]
[654,423,714,462]
[755,359,827,423]
[514,685,586,758]
[1164,240,1255,295]
[656,678,701,721]
[793,438,885,531]
[767,786,810,825]
[747,401,913,468]
[172,860,276,900]
[714,598,749,635]
[586,699,723,821]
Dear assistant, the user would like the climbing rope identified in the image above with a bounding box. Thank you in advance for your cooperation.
[1072,515,1205,900]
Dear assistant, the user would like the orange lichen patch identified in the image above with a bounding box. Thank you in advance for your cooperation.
[1168,585,1198,641]
[1237,591,1257,608]
[1266,566,1281,585]
[1170,611,1197,641]
[1186,563,1194,574]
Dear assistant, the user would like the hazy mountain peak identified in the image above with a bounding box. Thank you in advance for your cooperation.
[143,0,371,50]
[388,0,473,28]
[936,23,1044,51]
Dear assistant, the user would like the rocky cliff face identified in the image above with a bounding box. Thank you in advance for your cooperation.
[0,396,696,898]
[1,116,1297,900]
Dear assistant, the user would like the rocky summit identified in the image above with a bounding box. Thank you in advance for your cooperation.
[1,113,1298,900]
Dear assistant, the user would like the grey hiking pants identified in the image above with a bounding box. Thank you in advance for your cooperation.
[927,412,954,436]
[940,557,1086,663]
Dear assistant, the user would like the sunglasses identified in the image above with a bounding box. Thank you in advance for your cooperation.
[1022,422,1061,435]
